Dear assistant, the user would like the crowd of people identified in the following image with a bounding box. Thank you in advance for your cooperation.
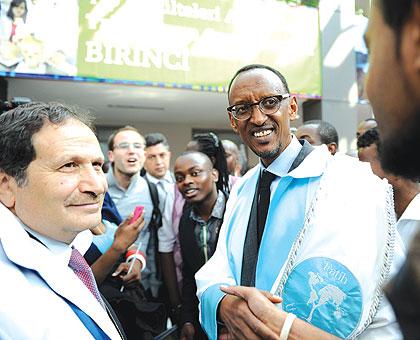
[1,0,420,339]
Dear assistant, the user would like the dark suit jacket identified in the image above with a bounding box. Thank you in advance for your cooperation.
[179,206,208,340]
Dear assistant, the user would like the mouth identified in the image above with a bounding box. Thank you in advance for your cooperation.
[183,187,198,198]
[67,202,101,212]
[127,157,138,165]
[251,126,275,139]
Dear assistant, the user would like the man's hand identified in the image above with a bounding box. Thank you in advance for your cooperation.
[112,212,145,253]
[220,285,284,337]
[180,323,195,340]
[218,287,281,340]
[112,259,142,288]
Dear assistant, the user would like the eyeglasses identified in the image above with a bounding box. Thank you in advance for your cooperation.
[227,94,290,121]
[113,142,145,150]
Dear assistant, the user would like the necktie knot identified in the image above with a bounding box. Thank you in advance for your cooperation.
[259,170,277,189]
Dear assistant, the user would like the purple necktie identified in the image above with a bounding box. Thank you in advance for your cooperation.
[68,247,105,309]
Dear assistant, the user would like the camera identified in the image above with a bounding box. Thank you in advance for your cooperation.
[0,97,32,113]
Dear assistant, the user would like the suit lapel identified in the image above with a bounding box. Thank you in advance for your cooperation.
[0,205,121,339]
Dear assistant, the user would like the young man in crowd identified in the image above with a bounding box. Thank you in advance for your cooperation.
[174,151,226,340]
[295,120,339,155]
[364,1,420,336]
[196,64,402,339]
[0,102,124,339]
[106,126,157,295]
[144,132,181,321]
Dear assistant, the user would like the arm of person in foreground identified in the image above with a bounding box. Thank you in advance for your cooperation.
[91,212,145,285]
[220,285,340,340]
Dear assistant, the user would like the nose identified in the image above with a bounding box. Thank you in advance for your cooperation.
[183,173,194,186]
[127,144,137,153]
[249,105,268,126]
[155,155,163,165]
[79,165,107,197]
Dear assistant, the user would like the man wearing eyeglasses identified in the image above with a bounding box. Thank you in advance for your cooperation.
[196,64,402,339]
[106,126,159,297]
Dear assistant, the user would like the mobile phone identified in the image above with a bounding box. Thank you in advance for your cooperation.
[129,205,144,224]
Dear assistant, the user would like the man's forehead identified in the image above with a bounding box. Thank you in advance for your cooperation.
[175,153,211,169]
[32,120,102,159]
[146,143,169,153]
[229,68,285,97]
[115,130,143,142]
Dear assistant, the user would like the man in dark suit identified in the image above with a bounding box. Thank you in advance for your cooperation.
[174,151,226,340]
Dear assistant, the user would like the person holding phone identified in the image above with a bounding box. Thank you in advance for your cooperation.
[91,206,145,286]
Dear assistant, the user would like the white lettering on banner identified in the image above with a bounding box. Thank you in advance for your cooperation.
[164,0,221,22]
[85,41,190,71]
[323,261,348,285]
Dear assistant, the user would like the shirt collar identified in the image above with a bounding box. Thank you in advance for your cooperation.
[145,171,174,185]
[106,166,140,191]
[257,136,331,179]
[21,223,72,265]
[190,190,226,222]
[262,135,302,177]
[399,193,420,222]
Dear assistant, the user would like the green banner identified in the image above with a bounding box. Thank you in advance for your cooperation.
[0,0,321,96]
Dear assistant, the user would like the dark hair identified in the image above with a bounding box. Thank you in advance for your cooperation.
[304,120,339,146]
[107,125,143,151]
[192,132,230,193]
[145,132,169,149]
[7,0,27,22]
[227,64,290,95]
[357,127,381,149]
[178,150,213,166]
[379,0,418,55]
[0,102,94,186]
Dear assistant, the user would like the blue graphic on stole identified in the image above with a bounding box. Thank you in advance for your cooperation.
[282,257,362,338]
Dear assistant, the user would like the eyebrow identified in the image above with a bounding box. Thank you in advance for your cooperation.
[55,154,104,165]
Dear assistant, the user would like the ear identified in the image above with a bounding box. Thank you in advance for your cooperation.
[212,168,219,183]
[327,143,338,155]
[0,171,17,209]
[288,96,298,121]
[108,150,114,163]
[228,112,239,133]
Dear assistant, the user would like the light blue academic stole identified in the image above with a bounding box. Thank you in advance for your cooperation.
[226,169,364,339]
[226,171,312,291]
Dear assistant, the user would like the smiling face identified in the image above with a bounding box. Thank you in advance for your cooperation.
[7,119,107,243]
[174,153,218,205]
[108,130,145,178]
[228,68,297,166]
[12,1,26,19]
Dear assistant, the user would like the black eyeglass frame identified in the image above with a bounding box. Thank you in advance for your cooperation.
[227,93,290,121]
